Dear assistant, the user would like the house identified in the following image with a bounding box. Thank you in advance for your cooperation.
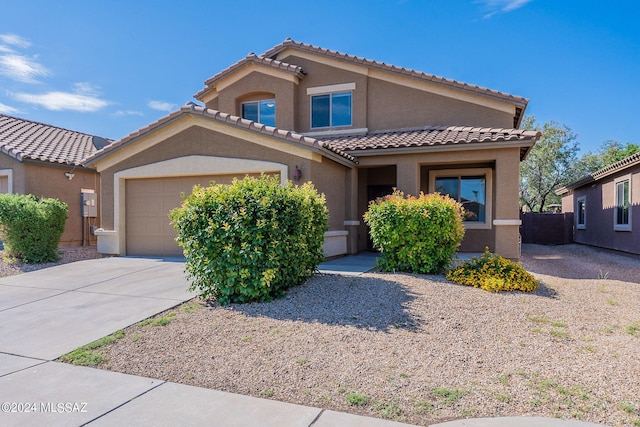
[84,39,540,259]
[0,114,105,247]
[556,152,640,255]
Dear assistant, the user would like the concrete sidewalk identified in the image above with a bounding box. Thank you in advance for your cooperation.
[0,255,606,426]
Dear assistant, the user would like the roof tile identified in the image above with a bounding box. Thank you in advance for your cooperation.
[0,114,108,166]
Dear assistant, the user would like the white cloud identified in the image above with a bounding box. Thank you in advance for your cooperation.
[14,85,109,112]
[0,34,31,49]
[148,100,176,112]
[0,102,19,114]
[114,110,144,117]
[0,54,50,83]
[476,0,532,18]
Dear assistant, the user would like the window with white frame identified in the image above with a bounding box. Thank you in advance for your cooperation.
[430,168,493,229]
[307,83,355,129]
[241,99,276,127]
[614,175,631,231]
[576,196,586,229]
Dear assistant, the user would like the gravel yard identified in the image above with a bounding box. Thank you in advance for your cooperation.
[19,244,640,426]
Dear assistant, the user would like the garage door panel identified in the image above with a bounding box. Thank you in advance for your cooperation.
[125,174,268,257]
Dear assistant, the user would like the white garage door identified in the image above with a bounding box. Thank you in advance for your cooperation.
[125,174,250,257]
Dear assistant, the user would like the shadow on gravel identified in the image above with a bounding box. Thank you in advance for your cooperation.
[533,282,559,299]
[218,274,423,332]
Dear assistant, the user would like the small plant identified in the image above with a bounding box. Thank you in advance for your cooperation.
[550,329,570,339]
[259,389,274,398]
[608,299,619,306]
[414,399,434,414]
[550,321,567,328]
[493,373,511,385]
[59,330,124,366]
[364,190,465,274]
[597,270,609,280]
[295,358,309,365]
[432,387,466,405]
[346,392,370,406]
[494,393,512,403]
[627,322,640,337]
[375,401,403,420]
[447,248,538,292]
[138,312,176,327]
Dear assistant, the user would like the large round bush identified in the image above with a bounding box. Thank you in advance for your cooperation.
[0,194,68,263]
[170,175,328,305]
[364,190,465,274]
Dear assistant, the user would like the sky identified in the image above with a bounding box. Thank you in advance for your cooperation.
[0,0,638,155]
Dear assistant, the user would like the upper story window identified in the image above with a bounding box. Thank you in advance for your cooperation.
[311,92,352,128]
[576,196,586,229]
[307,83,355,129]
[241,99,276,127]
[614,175,631,231]
[430,168,493,230]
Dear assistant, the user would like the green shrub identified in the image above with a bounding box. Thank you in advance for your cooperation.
[446,248,538,292]
[363,190,465,274]
[0,194,68,263]
[169,175,328,305]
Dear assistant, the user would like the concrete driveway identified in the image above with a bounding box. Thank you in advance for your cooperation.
[0,257,194,360]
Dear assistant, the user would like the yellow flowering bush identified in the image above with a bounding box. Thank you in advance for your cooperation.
[446,248,537,292]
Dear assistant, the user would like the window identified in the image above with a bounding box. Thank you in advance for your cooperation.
[430,168,493,229]
[241,100,275,127]
[311,91,352,128]
[576,196,586,229]
[614,175,632,231]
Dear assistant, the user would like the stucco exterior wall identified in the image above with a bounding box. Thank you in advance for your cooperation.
[212,71,297,131]
[98,124,350,234]
[568,166,640,255]
[352,146,523,258]
[23,163,99,247]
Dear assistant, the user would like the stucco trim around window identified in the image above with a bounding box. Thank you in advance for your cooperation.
[0,169,13,194]
[613,174,632,231]
[306,82,356,96]
[428,167,493,230]
[576,195,586,229]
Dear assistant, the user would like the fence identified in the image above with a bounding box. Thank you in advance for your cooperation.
[520,212,574,245]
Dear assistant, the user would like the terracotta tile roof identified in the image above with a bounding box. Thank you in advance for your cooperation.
[194,53,306,99]
[0,114,109,166]
[556,152,640,194]
[262,39,529,109]
[322,126,541,158]
[83,103,357,166]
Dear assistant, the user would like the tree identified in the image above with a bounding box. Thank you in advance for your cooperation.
[519,116,579,212]
[570,140,640,181]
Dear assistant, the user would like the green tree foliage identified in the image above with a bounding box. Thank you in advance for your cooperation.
[169,175,328,305]
[363,190,465,274]
[0,194,68,263]
[570,140,640,182]
[519,116,579,212]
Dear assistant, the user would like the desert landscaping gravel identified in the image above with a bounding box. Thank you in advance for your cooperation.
[23,244,640,426]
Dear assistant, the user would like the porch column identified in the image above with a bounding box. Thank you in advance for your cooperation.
[493,150,522,259]
[396,159,420,197]
[344,168,360,254]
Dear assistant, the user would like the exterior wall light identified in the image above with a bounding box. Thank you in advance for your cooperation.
[293,165,302,182]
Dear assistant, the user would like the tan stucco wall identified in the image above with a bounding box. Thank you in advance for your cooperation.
[353,146,523,258]
[98,124,351,234]
[209,54,518,135]
[208,71,297,131]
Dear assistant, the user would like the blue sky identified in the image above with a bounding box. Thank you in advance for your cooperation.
[1,0,638,154]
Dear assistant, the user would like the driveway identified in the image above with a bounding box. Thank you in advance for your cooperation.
[0,257,194,360]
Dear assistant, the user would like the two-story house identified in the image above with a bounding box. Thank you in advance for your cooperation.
[85,39,540,259]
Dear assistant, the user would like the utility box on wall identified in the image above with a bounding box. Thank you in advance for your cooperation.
[81,191,97,218]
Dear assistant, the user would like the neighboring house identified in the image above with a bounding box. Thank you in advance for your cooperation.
[557,153,640,255]
[0,114,106,246]
[84,39,540,259]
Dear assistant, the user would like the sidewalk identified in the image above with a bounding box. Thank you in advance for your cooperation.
[0,255,606,426]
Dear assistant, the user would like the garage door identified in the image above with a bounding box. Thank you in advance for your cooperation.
[125,174,257,257]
